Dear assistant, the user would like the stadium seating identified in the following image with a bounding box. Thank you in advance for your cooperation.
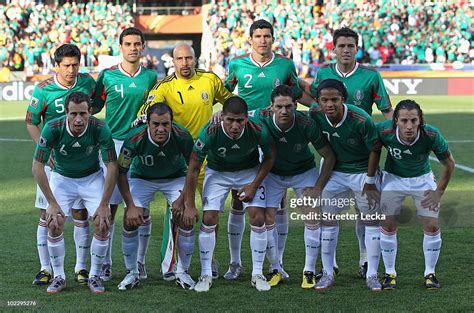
[206,0,473,77]
[0,1,134,76]
[0,1,472,78]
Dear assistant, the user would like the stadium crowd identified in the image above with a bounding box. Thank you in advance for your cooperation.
[207,0,473,77]
[1,0,472,78]
[0,1,133,76]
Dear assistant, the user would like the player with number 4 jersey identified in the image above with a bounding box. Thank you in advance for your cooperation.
[92,28,157,282]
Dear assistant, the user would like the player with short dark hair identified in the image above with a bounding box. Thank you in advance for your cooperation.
[300,26,393,278]
[254,85,335,288]
[92,27,157,282]
[371,99,455,290]
[222,19,303,281]
[26,43,96,287]
[182,96,276,292]
[116,103,196,291]
[32,91,118,294]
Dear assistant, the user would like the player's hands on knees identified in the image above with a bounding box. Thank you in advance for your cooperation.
[182,205,199,229]
[421,190,442,211]
[46,202,65,229]
[93,204,111,231]
[210,111,222,124]
[125,204,144,228]
[362,183,380,209]
[131,115,147,128]
[238,184,257,202]
[171,191,185,221]
[302,186,322,200]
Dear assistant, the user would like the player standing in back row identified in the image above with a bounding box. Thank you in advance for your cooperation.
[26,44,96,286]
[223,19,302,280]
[300,27,393,278]
[92,27,157,282]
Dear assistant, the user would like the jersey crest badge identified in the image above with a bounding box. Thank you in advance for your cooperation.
[201,91,209,101]
[354,89,364,105]
[293,143,303,152]
[275,79,281,86]
[147,94,155,102]
[86,145,94,155]
[347,138,357,146]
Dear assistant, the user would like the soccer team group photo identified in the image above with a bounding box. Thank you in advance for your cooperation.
[1,0,472,311]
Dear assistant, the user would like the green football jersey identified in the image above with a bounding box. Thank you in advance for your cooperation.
[309,104,377,173]
[310,63,391,116]
[34,116,116,178]
[194,118,273,172]
[118,123,194,180]
[255,107,327,176]
[26,74,96,125]
[92,65,157,140]
[225,53,302,111]
[375,120,450,178]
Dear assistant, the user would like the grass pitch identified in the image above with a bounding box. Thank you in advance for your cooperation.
[0,96,472,311]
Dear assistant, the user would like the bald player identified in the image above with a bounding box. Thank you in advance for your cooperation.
[134,43,232,279]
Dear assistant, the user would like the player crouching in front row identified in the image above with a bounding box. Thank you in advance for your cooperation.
[116,103,196,291]
[32,92,118,294]
[309,79,383,292]
[371,100,455,290]
[181,96,276,292]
